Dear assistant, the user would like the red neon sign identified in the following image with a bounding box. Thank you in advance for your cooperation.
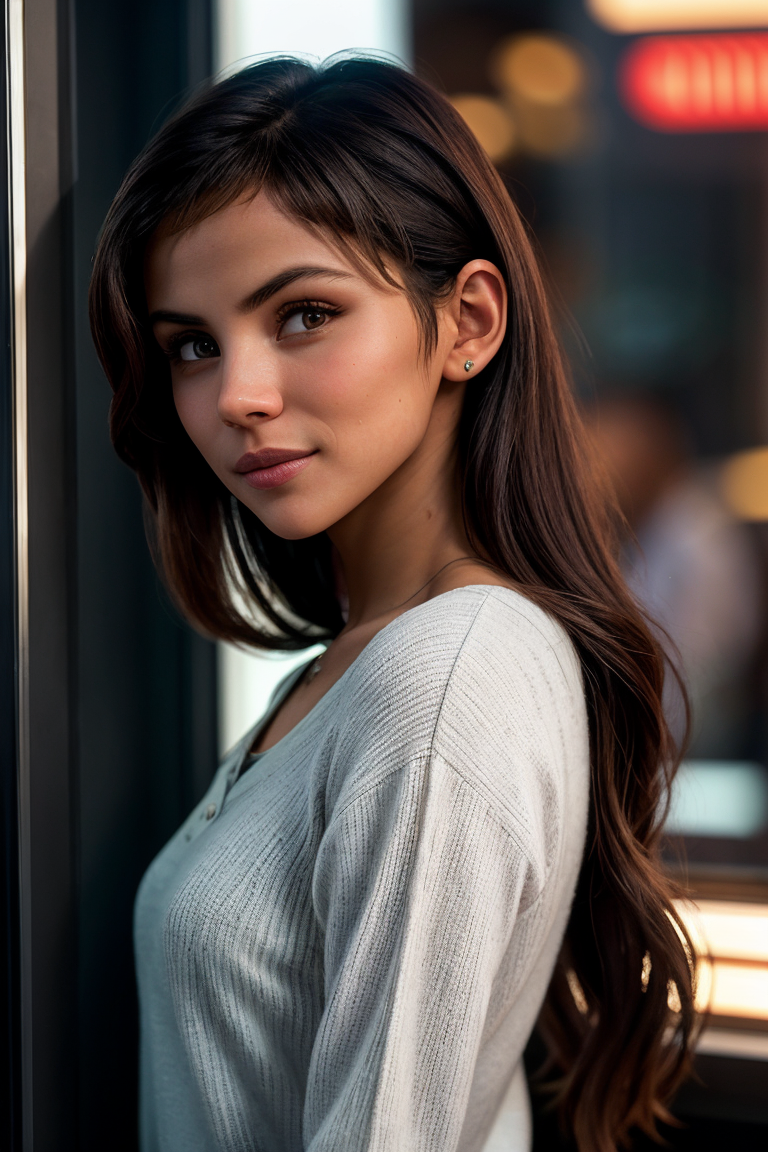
[620,33,768,132]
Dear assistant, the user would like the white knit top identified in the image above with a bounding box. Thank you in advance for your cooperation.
[134,586,590,1152]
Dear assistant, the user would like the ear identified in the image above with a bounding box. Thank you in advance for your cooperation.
[440,260,507,382]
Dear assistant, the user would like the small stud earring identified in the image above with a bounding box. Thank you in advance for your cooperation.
[464,359,474,373]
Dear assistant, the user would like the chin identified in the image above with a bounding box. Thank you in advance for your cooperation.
[247,501,344,542]
[240,476,378,540]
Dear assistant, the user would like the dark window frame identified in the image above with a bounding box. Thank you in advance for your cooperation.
[8,2,216,1147]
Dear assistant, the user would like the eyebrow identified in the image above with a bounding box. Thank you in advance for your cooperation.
[148,265,356,327]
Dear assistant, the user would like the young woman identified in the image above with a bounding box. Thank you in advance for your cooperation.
[89,57,697,1152]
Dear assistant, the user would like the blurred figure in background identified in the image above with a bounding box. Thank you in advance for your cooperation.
[586,392,762,758]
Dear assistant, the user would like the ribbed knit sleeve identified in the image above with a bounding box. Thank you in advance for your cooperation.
[300,591,588,1152]
[305,752,533,1152]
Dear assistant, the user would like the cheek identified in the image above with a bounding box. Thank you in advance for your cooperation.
[302,318,433,441]
[172,378,221,459]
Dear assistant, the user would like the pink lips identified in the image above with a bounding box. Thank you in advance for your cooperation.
[234,448,317,491]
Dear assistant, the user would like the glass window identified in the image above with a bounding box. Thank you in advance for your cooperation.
[411,0,768,1101]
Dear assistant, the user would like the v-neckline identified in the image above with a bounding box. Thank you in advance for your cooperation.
[231,658,316,782]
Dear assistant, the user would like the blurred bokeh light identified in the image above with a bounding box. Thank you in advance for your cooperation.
[722,447,768,521]
[677,899,768,1020]
[588,0,768,33]
[448,32,595,162]
[621,33,768,132]
[450,94,516,162]
[491,33,587,106]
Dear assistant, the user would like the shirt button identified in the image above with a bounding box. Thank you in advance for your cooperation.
[205,804,216,820]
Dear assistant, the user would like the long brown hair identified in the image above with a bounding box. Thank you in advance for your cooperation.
[89,57,698,1151]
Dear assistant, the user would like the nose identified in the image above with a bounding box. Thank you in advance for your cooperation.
[217,350,283,426]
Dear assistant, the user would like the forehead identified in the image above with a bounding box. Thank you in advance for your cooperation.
[145,193,351,293]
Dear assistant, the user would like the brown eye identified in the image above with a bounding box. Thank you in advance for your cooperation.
[179,335,219,361]
[279,306,334,337]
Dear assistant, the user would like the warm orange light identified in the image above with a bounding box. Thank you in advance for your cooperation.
[492,34,587,107]
[488,34,593,158]
[698,961,768,1019]
[675,900,768,1020]
[677,900,768,964]
[588,0,768,34]
[620,33,768,131]
[449,95,516,162]
[721,446,768,520]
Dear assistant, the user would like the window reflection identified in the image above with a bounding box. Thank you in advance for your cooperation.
[586,393,761,759]
[211,1,768,1027]
[413,0,768,890]
[411,0,768,1039]
[669,762,768,840]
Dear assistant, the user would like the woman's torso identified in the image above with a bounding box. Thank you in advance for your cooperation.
[134,585,590,1152]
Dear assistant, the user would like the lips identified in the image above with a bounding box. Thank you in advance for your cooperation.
[234,447,317,491]
[234,448,314,472]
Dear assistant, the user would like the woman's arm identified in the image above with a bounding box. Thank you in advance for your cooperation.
[304,748,534,1152]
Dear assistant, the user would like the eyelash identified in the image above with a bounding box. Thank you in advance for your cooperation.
[275,299,342,334]
[160,299,342,362]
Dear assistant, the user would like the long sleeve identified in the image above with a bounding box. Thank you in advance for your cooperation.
[304,750,536,1152]
[137,586,588,1152]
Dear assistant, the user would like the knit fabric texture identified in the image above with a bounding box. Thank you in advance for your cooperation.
[134,586,590,1152]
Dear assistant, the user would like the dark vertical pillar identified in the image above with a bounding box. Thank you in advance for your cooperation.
[9,2,216,1149]
[1,7,20,1148]
[72,2,215,1146]
[19,0,79,1146]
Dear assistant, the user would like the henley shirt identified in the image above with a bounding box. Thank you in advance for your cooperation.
[134,585,590,1152]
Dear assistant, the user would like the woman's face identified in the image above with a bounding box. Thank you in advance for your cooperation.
[145,193,462,541]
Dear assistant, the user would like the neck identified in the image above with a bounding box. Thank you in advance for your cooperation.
[327,406,475,629]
